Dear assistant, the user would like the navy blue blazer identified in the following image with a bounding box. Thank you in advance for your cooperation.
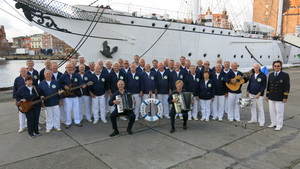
[125,72,143,94]
[13,76,25,99]
[86,70,95,75]
[109,71,126,94]
[38,80,62,107]
[224,70,248,94]
[88,73,108,96]
[247,72,267,96]
[136,66,145,74]
[75,64,90,73]
[212,71,227,96]
[27,68,39,86]
[79,73,91,96]
[150,67,158,73]
[199,79,215,100]
[120,67,130,74]
[196,66,203,76]
[52,71,63,81]
[156,70,171,94]
[16,85,41,107]
[58,73,83,98]
[184,73,201,96]
[141,71,156,94]
[266,71,290,101]
[170,70,186,90]
[39,68,47,82]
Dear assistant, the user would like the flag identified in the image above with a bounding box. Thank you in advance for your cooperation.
[261,66,268,75]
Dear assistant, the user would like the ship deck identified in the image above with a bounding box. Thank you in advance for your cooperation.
[0,67,300,169]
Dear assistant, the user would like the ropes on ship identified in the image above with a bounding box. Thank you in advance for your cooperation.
[57,7,106,68]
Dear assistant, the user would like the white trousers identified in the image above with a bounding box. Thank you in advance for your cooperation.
[200,99,211,120]
[133,94,142,119]
[79,96,92,121]
[45,105,60,130]
[228,93,241,121]
[224,96,229,114]
[188,97,199,118]
[249,94,265,125]
[142,94,156,116]
[157,94,170,118]
[212,95,225,120]
[59,104,66,123]
[63,97,81,125]
[92,95,106,121]
[19,111,27,129]
[269,100,285,128]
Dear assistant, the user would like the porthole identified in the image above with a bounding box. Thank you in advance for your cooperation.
[193,28,196,31]
[212,30,214,33]
[233,55,236,58]
[217,54,220,58]
[260,55,262,58]
[165,24,168,28]
[202,29,205,32]
[182,26,185,30]
[203,53,207,57]
[152,23,155,27]
[268,55,270,58]
[241,55,243,58]
[131,21,134,24]
[188,53,192,56]
[228,32,231,35]
[278,55,280,58]
[220,31,223,34]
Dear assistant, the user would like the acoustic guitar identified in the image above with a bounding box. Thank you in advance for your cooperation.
[18,90,65,113]
[226,75,246,91]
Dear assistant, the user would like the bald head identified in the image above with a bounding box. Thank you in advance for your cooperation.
[19,67,27,77]
[231,62,238,71]
[158,62,164,71]
[253,63,260,73]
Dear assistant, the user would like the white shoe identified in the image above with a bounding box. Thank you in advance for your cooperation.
[120,116,127,121]
[259,123,264,127]
[268,124,276,128]
[275,127,282,131]
[55,128,62,131]
[135,119,138,121]
[165,116,171,119]
[205,119,209,122]
[188,117,192,121]
[200,118,205,121]
[219,119,223,122]
[45,129,51,133]
[38,126,42,130]
[229,120,233,122]
[39,121,45,125]
[212,117,216,121]
[193,117,199,121]
[87,119,93,123]
[18,128,26,133]
[247,121,257,124]
[93,120,98,124]
[236,120,240,122]
[179,116,183,120]
[101,119,108,123]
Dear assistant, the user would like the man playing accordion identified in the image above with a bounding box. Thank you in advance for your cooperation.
[109,80,136,137]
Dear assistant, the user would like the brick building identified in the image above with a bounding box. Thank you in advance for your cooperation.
[253,0,300,36]
[42,32,67,54]
[0,25,10,49]
[197,8,233,29]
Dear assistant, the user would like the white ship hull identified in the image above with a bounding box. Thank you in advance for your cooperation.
[16,3,300,69]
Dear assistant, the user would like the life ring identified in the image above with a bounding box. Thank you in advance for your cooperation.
[140,98,163,122]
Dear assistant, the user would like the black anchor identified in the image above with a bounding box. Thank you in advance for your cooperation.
[100,41,118,58]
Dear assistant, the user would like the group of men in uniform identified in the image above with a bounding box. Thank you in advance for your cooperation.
[13,55,290,138]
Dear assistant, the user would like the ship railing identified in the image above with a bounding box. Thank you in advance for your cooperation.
[109,3,191,21]
[14,0,100,20]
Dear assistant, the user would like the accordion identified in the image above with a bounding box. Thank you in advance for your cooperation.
[172,92,193,113]
[116,93,135,113]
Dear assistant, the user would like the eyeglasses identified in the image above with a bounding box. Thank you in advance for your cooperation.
[274,65,281,67]
[124,63,129,64]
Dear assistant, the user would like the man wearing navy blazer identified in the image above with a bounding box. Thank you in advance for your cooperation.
[125,64,143,121]
[151,59,159,72]
[108,62,126,112]
[156,62,171,119]
[51,62,62,81]
[39,70,63,133]
[141,64,157,115]
[120,60,130,74]
[223,61,231,115]
[78,64,92,122]
[39,59,51,82]
[89,65,109,124]
[184,65,201,120]
[136,58,146,73]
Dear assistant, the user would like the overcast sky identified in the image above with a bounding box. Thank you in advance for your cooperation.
[0,0,253,41]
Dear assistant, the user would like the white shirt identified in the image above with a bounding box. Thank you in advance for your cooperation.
[205,80,209,86]
[160,70,165,78]
[28,70,33,75]
[254,73,259,79]
[146,71,150,77]
[176,71,180,77]
[115,72,119,79]
[233,71,238,76]
[132,73,135,79]
[53,72,58,80]
[96,74,100,80]
[124,68,129,73]
[275,71,281,76]
[46,80,51,87]
[192,74,196,80]
[26,86,33,95]
[107,69,112,73]
[223,69,230,74]
[216,73,220,79]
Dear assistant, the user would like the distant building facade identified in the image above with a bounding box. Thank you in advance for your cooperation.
[42,32,67,53]
[253,0,300,36]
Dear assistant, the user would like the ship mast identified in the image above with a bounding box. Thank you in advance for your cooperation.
[193,0,200,23]
[276,0,284,36]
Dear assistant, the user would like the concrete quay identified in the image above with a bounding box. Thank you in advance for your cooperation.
[0,67,299,169]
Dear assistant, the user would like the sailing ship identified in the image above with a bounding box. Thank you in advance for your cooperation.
[13,0,300,69]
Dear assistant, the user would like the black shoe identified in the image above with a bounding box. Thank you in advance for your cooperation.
[183,126,187,130]
[75,123,82,127]
[127,129,133,135]
[29,134,36,138]
[65,125,71,129]
[170,128,175,133]
[34,132,41,136]
[109,130,119,137]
